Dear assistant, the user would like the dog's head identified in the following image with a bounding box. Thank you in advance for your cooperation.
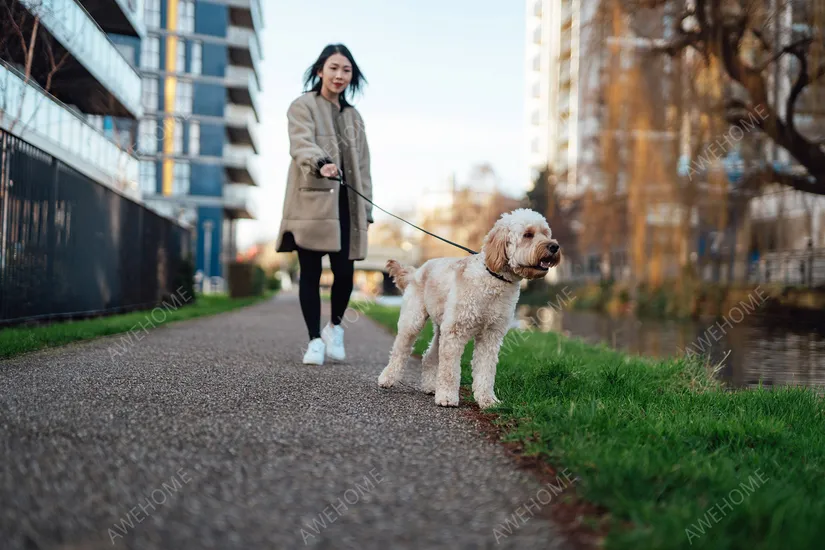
[482,208,561,280]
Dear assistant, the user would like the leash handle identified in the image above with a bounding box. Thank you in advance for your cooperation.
[324,175,478,255]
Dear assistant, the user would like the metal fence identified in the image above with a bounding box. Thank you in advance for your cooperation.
[0,130,192,325]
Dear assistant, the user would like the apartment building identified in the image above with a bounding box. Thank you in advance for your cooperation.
[0,0,144,196]
[136,0,262,288]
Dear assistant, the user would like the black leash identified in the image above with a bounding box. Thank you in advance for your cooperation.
[327,174,514,283]
[329,175,479,255]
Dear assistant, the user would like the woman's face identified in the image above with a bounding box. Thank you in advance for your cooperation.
[318,53,352,96]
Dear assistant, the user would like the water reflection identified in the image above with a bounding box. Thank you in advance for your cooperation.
[517,306,825,389]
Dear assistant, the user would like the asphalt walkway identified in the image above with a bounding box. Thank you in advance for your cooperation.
[0,293,569,550]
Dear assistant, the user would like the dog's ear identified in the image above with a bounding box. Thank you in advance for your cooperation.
[483,224,508,273]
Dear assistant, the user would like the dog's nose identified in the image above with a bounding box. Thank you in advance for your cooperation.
[548,242,560,254]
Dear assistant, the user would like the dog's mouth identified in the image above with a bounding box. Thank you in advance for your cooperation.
[534,253,560,271]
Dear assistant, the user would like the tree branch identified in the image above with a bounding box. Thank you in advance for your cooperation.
[740,167,824,196]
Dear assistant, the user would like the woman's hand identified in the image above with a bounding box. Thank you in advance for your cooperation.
[319,163,339,178]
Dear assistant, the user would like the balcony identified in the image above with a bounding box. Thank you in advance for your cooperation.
[223,144,259,186]
[225,0,264,34]
[225,65,261,121]
[227,25,263,83]
[224,183,256,220]
[16,0,143,118]
[76,0,146,37]
[225,104,260,153]
[0,61,138,192]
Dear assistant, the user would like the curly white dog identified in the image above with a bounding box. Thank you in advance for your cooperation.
[377,208,561,408]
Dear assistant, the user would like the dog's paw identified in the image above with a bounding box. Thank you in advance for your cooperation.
[434,390,459,407]
[475,393,501,409]
[421,379,436,394]
[377,368,395,388]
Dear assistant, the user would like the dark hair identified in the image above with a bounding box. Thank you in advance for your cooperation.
[303,44,367,108]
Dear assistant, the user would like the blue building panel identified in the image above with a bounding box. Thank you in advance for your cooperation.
[190,162,224,197]
[195,2,228,37]
[198,122,224,157]
[201,43,227,77]
[193,82,226,117]
[196,206,224,278]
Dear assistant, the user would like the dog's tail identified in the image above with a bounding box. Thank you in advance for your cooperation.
[386,259,415,291]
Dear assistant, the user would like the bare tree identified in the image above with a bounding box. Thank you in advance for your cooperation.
[0,0,71,132]
[632,0,825,195]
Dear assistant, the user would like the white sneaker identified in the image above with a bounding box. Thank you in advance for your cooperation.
[302,338,325,365]
[321,323,346,361]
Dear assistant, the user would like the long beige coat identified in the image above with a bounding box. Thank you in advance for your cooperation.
[276,92,373,260]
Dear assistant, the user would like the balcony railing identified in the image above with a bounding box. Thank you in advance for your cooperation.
[19,0,143,118]
[0,61,138,191]
[225,65,261,119]
[225,103,260,152]
[223,144,258,186]
[224,183,256,219]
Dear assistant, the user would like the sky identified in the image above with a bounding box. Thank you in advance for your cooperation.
[237,0,528,249]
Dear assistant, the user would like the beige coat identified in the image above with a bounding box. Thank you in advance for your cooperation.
[276,92,373,260]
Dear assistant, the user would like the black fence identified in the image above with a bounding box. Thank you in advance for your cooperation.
[0,130,192,325]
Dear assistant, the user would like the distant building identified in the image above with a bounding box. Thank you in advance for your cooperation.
[136,0,263,290]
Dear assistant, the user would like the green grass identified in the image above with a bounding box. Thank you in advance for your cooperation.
[0,293,272,360]
[359,302,825,550]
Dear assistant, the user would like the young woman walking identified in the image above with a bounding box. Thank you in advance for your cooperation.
[276,44,373,365]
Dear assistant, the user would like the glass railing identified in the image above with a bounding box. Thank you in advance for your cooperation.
[19,0,142,117]
[0,61,138,190]
[225,104,260,150]
[224,183,258,218]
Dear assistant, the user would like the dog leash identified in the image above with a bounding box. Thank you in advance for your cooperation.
[326,174,515,283]
[327,174,479,255]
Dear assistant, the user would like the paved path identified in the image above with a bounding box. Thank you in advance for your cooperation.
[1,294,569,550]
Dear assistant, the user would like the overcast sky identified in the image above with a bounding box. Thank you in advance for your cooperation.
[237,0,528,248]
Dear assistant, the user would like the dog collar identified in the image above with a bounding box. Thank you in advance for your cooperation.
[486,267,514,284]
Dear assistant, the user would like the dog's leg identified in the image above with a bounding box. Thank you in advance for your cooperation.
[420,324,439,394]
[434,325,467,407]
[378,292,426,389]
[471,330,506,409]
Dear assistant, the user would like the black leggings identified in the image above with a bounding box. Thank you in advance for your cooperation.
[296,187,354,340]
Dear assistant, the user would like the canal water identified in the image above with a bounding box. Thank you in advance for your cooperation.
[516,306,825,389]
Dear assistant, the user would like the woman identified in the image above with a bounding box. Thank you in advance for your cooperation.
[276,44,373,365]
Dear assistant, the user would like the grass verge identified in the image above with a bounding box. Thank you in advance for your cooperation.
[359,302,825,550]
[0,293,273,360]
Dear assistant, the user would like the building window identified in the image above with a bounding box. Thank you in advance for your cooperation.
[173,162,191,195]
[189,121,200,155]
[142,77,158,111]
[191,41,202,75]
[141,36,160,70]
[173,121,183,154]
[144,0,160,28]
[114,43,136,66]
[139,162,156,194]
[175,80,193,114]
[139,120,157,154]
[176,39,186,73]
[178,0,195,33]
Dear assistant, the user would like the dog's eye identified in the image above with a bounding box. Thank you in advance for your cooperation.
[523,232,534,239]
